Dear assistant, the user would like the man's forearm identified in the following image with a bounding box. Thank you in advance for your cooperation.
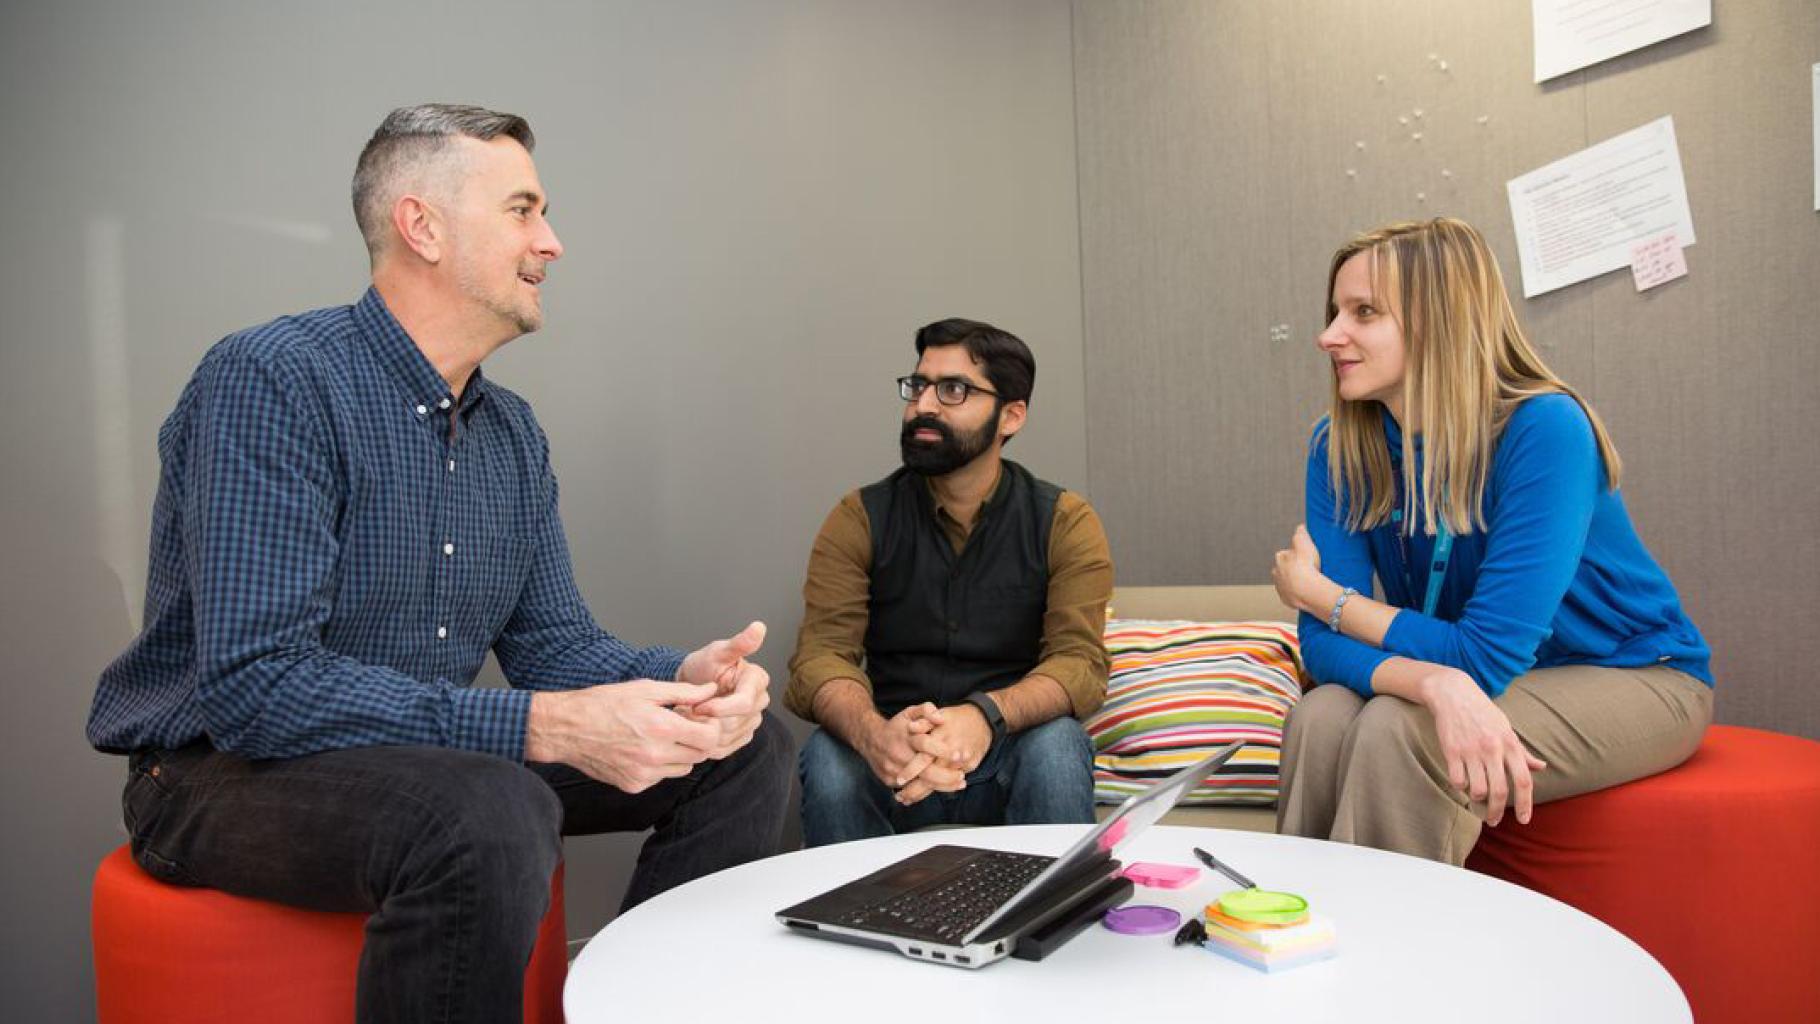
[810,678,886,751]
[983,673,1073,733]
[524,690,573,764]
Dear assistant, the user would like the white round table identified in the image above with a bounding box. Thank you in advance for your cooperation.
[566,824,1688,1023]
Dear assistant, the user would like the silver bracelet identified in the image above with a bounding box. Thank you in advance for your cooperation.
[1328,587,1359,631]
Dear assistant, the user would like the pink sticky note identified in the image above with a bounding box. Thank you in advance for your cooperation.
[1630,232,1688,291]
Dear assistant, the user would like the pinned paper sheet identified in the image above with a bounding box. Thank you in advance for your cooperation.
[1532,0,1711,83]
[1630,232,1687,291]
[1506,116,1696,298]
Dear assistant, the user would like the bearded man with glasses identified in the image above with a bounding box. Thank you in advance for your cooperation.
[785,318,1114,846]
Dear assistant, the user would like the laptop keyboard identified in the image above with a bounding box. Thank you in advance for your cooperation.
[834,850,1054,944]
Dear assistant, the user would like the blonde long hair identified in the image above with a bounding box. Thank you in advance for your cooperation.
[1321,218,1621,536]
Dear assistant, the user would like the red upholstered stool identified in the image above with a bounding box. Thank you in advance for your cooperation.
[1466,725,1820,1024]
[92,845,567,1024]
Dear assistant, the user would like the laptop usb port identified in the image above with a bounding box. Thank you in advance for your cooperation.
[955,955,971,964]
[908,947,922,956]
[931,951,947,961]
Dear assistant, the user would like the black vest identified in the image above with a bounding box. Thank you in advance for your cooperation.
[860,460,1060,715]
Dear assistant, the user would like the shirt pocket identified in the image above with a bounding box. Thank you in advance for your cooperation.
[471,534,537,641]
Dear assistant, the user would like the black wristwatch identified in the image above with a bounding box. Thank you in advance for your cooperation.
[963,691,1008,748]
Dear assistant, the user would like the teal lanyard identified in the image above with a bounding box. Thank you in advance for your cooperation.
[1423,526,1454,616]
[1392,508,1455,616]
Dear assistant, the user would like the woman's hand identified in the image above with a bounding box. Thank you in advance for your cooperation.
[1273,524,1333,615]
[1417,667,1547,826]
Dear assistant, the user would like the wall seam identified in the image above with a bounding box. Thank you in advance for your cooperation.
[1067,0,1095,500]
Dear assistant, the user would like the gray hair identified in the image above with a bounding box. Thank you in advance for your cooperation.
[351,103,536,261]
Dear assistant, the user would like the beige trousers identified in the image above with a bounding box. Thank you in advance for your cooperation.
[1276,664,1714,866]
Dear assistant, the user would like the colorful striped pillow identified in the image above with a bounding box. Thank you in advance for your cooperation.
[1086,619,1306,806]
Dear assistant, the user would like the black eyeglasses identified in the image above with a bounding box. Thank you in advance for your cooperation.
[897,375,1000,406]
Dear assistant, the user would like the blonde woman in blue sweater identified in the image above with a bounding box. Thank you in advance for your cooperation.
[1271,218,1713,865]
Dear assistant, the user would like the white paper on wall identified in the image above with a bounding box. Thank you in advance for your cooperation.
[1506,116,1696,299]
[1812,63,1819,211]
[1532,0,1711,83]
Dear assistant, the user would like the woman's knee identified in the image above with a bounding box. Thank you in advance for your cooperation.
[1285,684,1366,746]
[1344,694,1439,765]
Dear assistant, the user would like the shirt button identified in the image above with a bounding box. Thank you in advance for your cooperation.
[439,398,451,409]
[415,404,428,416]
[447,459,455,473]
[443,543,454,556]
[436,626,448,639]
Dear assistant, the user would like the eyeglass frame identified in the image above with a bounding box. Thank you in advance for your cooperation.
[896,374,1002,407]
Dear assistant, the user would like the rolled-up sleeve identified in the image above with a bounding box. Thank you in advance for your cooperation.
[1034,493,1113,718]
[785,492,875,721]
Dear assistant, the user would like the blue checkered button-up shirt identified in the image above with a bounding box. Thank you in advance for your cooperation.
[87,288,685,762]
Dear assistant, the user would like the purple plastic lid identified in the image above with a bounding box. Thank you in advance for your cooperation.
[1102,904,1183,935]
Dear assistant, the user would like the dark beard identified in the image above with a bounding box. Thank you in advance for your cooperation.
[899,409,999,477]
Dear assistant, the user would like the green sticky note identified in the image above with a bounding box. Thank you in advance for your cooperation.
[1218,889,1310,924]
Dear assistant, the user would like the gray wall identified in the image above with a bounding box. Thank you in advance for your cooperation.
[0,1,1085,1017]
[1074,1,1820,740]
[5,0,1817,1018]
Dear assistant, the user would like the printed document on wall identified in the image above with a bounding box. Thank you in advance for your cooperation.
[1812,63,1819,211]
[1506,116,1696,299]
[1532,0,1711,83]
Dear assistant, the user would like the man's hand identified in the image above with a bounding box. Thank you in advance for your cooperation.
[854,703,941,789]
[678,621,767,695]
[1417,667,1547,826]
[891,759,966,807]
[677,622,771,759]
[886,701,993,806]
[907,702,993,774]
[525,682,722,793]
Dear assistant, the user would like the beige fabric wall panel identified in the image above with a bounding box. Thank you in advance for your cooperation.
[1075,1,1819,738]
[1579,13,1820,738]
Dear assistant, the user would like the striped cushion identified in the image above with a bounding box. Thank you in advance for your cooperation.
[1086,619,1306,806]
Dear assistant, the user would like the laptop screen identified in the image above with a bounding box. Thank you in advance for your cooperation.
[965,741,1242,941]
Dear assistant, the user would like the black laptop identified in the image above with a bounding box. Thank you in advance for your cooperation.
[776,742,1242,969]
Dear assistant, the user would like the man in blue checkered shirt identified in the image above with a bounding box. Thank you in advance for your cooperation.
[86,104,791,1022]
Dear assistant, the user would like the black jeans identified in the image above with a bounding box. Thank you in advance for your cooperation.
[122,712,792,1024]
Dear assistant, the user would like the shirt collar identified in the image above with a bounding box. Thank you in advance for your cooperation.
[353,287,488,416]
[926,462,1008,524]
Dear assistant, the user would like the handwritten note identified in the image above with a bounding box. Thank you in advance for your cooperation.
[1506,116,1696,298]
[1630,232,1687,291]
[1532,0,1711,83]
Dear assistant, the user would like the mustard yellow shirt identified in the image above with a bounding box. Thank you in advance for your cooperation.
[786,479,1113,721]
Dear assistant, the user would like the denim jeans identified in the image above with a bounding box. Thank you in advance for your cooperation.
[797,716,1096,847]
[121,712,792,1024]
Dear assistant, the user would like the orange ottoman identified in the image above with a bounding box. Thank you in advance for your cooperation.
[1466,725,1820,1024]
[92,845,567,1024]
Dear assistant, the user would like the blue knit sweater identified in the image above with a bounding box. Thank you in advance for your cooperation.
[1298,394,1712,698]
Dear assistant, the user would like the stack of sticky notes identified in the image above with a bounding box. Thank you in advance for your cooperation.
[1199,889,1336,972]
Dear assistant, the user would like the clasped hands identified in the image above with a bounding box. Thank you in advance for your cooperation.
[527,622,771,794]
[858,701,995,807]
